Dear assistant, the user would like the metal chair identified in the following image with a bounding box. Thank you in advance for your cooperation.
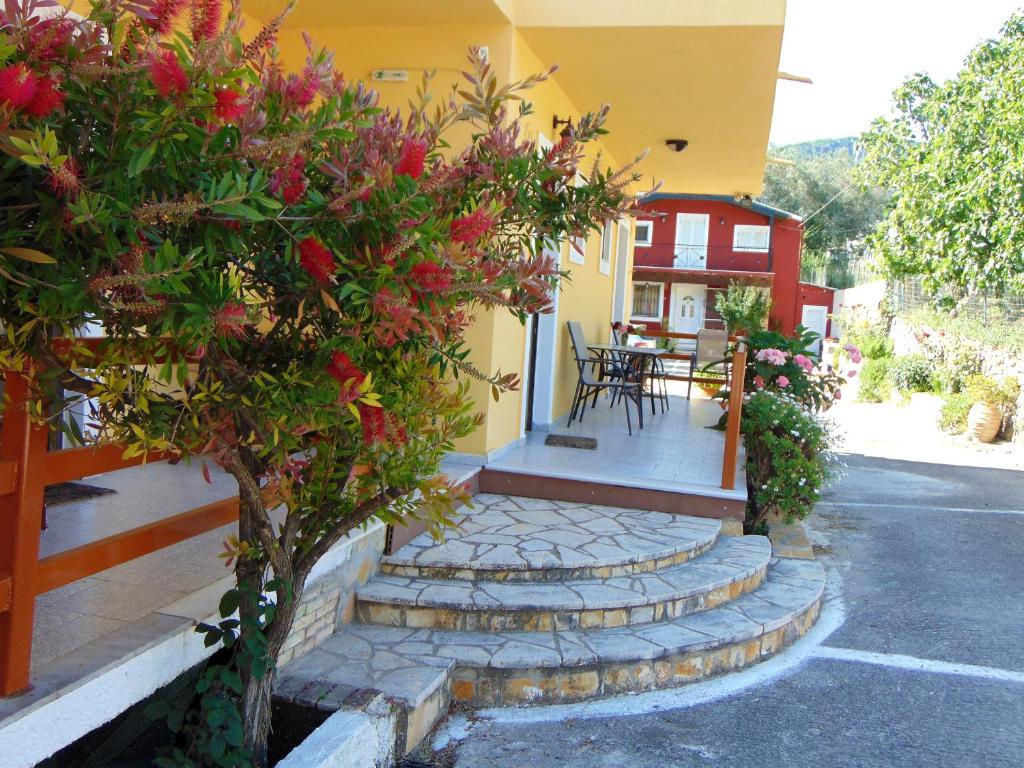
[687,329,730,400]
[611,324,669,415]
[567,321,642,434]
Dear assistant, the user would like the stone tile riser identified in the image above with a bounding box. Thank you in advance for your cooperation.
[449,597,821,707]
[355,567,768,632]
[379,539,718,583]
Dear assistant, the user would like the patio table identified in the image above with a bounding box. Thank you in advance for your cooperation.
[588,344,667,422]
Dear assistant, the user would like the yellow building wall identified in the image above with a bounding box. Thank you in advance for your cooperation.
[508,32,628,429]
[255,18,633,456]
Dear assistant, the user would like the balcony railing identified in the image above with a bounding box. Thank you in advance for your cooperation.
[633,242,772,272]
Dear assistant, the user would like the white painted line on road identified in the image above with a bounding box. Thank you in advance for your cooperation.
[812,646,1024,684]
[816,501,1024,516]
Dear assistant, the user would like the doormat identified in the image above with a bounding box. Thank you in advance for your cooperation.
[44,482,117,506]
[544,434,598,450]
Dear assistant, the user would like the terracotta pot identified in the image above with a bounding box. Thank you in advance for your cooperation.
[966,402,1001,443]
[697,382,723,397]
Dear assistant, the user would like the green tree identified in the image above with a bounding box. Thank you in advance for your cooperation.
[858,13,1024,298]
[0,2,639,764]
[759,141,889,280]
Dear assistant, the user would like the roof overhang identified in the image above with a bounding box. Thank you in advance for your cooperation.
[509,1,786,196]
[244,1,786,196]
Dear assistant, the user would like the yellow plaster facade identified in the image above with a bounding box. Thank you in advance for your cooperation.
[111,0,785,458]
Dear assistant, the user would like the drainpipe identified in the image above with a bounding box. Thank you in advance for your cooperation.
[766,213,775,273]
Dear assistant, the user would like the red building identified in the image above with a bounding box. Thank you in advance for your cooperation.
[629,194,834,343]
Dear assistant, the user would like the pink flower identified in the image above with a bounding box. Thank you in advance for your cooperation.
[450,209,495,244]
[395,139,427,179]
[297,237,335,285]
[149,50,188,98]
[755,348,787,366]
[0,63,39,109]
[753,375,765,389]
[214,88,246,122]
[834,388,842,400]
[777,375,790,388]
[793,354,813,373]
[284,68,319,108]
[843,343,863,364]
[847,369,857,378]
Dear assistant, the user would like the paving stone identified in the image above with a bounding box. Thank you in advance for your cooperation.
[381,494,720,580]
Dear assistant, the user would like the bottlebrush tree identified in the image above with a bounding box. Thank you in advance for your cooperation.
[0,0,643,764]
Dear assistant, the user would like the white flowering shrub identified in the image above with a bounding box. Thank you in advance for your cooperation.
[742,390,837,532]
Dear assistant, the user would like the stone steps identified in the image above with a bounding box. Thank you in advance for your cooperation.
[379,495,721,582]
[356,536,771,631]
[276,495,826,756]
[279,558,824,712]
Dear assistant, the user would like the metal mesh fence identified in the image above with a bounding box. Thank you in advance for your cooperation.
[893,277,1024,324]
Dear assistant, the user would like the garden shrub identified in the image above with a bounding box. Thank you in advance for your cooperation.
[888,354,933,392]
[742,390,836,532]
[857,358,892,402]
[714,281,771,335]
[741,327,846,411]
[938,392,972,434]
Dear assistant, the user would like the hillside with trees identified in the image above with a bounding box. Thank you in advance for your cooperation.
[758,138,889,288]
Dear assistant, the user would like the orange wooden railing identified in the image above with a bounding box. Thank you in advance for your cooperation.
[0,371,239,696]
[720,347,748,490]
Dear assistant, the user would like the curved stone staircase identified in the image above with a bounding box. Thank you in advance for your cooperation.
[277,493,824,754]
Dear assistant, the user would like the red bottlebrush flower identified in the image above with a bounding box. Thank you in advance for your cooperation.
[359,404,388,446]
[410,261,453,292]
[146,0,188,35]
[450,209,495,244]
[46,157,82,199]
[27,17,76,60]
[213,302,248,339]
[270,155,307,206]
[149,50,188,99]
[190,0,221,42]
[327,350,366,404]
[395,138,427,179]
[23,75,65,118]
[284,69,319,108]
[213,88,246,122]
[0,64,39,109]
[297,237,335,285]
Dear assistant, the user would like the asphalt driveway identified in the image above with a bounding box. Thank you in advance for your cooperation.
[435,405,1024,768]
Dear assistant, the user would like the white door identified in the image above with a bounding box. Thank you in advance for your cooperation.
[610,218,631,326]
[674,213,709,269]
[670,284,705,334]
[801,304,828,354]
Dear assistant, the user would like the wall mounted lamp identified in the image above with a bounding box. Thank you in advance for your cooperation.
[552,114,574,139]
[665,139,689,152]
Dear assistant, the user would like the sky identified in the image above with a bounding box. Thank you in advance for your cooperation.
[770,0,1023,146]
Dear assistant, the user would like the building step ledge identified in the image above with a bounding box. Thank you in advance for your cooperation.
[357,536,770,631]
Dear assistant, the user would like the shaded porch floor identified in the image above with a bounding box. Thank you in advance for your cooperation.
[488,390,746,502]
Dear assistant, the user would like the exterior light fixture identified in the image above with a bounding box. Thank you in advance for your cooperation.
[552,114,574,140]
[665,139,688,152]
[736,194,753,208]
